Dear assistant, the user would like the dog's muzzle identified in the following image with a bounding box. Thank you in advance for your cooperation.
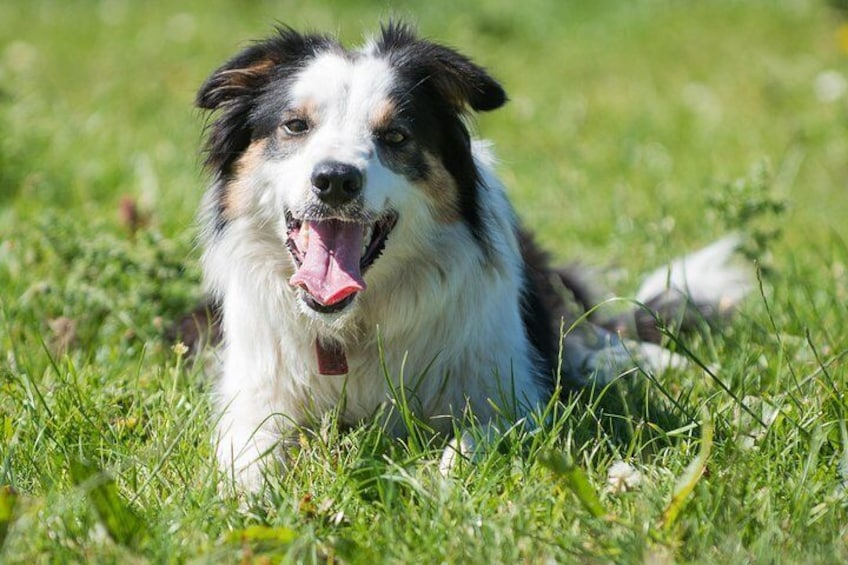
[285,208,398,314]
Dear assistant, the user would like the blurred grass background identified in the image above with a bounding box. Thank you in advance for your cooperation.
[1,0,847,562]
[3,0,846,248]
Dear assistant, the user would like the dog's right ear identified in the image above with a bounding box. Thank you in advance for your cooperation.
[195,39,284,176]
[196,44,279,111]
[196,28,336,175]
[196,27,337,110]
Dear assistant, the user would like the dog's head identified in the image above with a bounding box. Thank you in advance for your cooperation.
[197,22,506,317]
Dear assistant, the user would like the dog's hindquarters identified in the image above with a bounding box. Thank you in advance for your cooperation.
[536,235,753,388]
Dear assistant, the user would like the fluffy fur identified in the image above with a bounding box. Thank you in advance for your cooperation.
[193,23,751,490]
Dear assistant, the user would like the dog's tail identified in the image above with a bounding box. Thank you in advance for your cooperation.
[601,234,753,342]
[555,234,754,385]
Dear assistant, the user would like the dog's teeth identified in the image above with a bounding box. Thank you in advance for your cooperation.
[298,222,309,250]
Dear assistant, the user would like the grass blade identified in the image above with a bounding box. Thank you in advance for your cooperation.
[225,525,298,544]
[539,450,607,519]
[0,485,18,549]
[69,459,149,550]
[660,407,713,531]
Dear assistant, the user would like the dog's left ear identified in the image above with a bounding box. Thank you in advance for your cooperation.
[377,21,507,113]
[427,45,507,112]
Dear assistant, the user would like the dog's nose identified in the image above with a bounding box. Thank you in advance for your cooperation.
[310,161,364,207]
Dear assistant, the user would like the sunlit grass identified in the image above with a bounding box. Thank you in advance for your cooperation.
[1,0,847,562]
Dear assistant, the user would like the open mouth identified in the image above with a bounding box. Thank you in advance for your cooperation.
[285,211,398,313]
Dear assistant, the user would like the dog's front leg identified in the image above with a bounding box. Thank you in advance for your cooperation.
[215,392,286,493]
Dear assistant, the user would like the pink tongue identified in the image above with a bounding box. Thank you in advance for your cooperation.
[289,219,366,305]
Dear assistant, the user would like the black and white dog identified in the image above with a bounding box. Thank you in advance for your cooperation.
[195,22,750,490]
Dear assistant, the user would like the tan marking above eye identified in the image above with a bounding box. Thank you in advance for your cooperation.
[280,101,318,137]
[370,98,398,131]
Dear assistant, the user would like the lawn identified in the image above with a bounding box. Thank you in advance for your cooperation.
[1,0,847,562]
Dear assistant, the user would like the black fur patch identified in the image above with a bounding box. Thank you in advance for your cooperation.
[374,22,506,112]
[516,229,562,387]
[196,27,340,231]
[374,21,507,247]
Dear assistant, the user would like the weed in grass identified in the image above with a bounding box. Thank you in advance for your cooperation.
[707,159,787,271]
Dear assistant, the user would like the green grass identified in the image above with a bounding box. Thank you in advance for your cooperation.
[2,0,848,562]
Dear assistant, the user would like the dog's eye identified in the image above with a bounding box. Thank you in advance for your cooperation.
[379,129,408,146]
[283,119,310,136]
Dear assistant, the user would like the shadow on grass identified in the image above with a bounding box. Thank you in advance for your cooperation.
[566,373,695,459]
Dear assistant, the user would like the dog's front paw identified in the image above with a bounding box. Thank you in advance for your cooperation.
[215,422,281,494]
[438,432,475,476]
[217,456,268,495]
[439,429,487,476]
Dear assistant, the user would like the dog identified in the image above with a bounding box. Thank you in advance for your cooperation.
[193,22,751,490]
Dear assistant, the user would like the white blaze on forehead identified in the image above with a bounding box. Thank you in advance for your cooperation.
[290,52,396,129]
[281,50,409,214]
